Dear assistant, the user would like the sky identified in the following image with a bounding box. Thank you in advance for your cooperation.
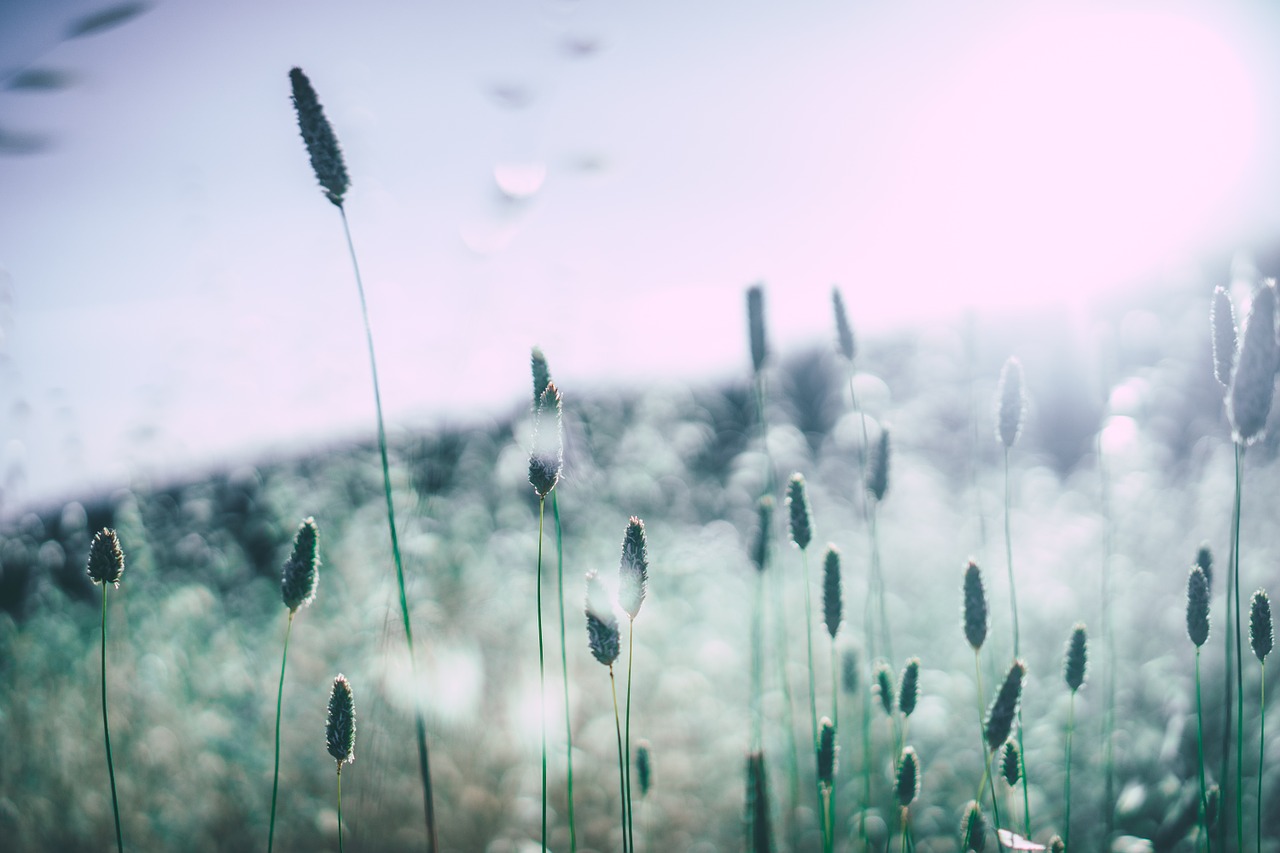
[1,0,1280,511]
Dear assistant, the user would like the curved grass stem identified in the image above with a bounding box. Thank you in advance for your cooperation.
[336,767,345,853]
[626,621,637,853]
[1233,445,1245,850]
[537,498,548,852]
[268,611,295,853]
[610,666,630,853]
[1196,649,1208,853]
[1258,662,1266,853]
[1065,692,1076,852]
[553,493,577,853]
[101,583,123,853]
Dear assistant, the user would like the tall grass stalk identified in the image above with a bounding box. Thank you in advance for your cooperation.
[787,473,822,844]
[289,67,437,849]
[537,498,549,850]
[326,674,356,853]
[822,546,842,843]
[1188,565,1211,851]
[1098,429,1117,849]
[88,529,125,853]
[587,570,628,852]
[619,517,649,853]
[1249,590,1272,853]
[1232,446,1245,850]
[1063,624,1087,852]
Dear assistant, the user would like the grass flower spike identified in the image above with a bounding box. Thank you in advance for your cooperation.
[895,746,919,807]
[866,426,891,503]
[1251,590,1273,662]
[961,801,986,852]
[1188,565,1212,847]
[787,474,812,550]
[326,674,356,853]
[1227,280,1278,446]
[876,662,895,717]
[1196,542,1214,589]
[618,516,649,852]
[1001,741,1020,787]
[963,560,988,651]
[529,382,564,498]
[587,569,629,850]
[1212,286,1238,388]
[288,68,349,207]
[88,528,126,853]
[823,546,842,640]
[1062,623,1086,851]
[996,357,1025,449]
[898,658,920,719]
[747,285,767,374]
[531,346,551,406]
[832,287,856,362]
[984,660,1025,752]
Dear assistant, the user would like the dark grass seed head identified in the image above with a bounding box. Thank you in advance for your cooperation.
[1064,623,1087,692]
[326,674,356,766]
[751,496,773,574]
[961,801,986,852]
[618,516,648,620]
[866,426,890,503]
[288,68,350,207]
[585,570,620,666]
[1251,589,1273,662]
[1048,835,1065,853]
[1187,566,1210,648]
[842,646,860,695]
[817,717,837,787]
[281,517,319,613]
[963,559,988,651]
[1196,542,1213,590]
[745,750,774,852]
[1212,285,1239,389]
[898,657,920,718]
[747,285,767,375]
[895,746,920,807]
[786,474,812,550]
[874,661,895,717]
[1000,740,1020,786]
[984,659,1026,751]
[832,287,856,362]
[636,740,652,796]
[531,347,551,408]
[1227,280,1279,445]
[996,357,1026,448]
[823,546,842,639]
[528,382,563,497]
[87,528,124,587]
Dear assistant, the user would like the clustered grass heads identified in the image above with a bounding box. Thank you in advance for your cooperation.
[1062,623,1086,853]
[1250,589,1272,853]
[326,674,356,853]
[1187,565,1211,849]
[288,67,436,850]
[817,718,837,853]
[895,746,920,852]
[618,516,648,853]
[585,570,628,852]
[1224,280,1278,849]
[87,528,125,853]
[270,518,320,853]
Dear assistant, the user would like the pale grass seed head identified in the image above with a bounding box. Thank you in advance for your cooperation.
[747,285,767,374]
[832,287,856,362]
[281,517,319,613]
[895,746,920,807]
[1250,589,1273,662]
[996,357,1026,449]
[1196,542,1213,589]
[817,717,837,787]
[585,570,620,666]
[528,381,563,498]
[87,528,125,587]
[1211,285,1238,389]
[288,68,350,207]
[1187,566,1210,648]
[531,346,551,408]
[842,646,860,695]
[786,473,812,551]
[618,516,648,620]
[1227,280,1279,445]
[866,425,890,503]
[326,673,356,767]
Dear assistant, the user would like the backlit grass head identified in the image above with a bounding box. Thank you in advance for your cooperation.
[874,661,895,716]
[1064,623,1087,693]
[746,285,767,374]
[618,516,648,620]
[528,381,563,498]
[1048,835,1065,853]
[1196,542,1213,589]
[288,68,350,207]
[996,357,1026,449]
[895,746,920,807]
[1250,589,1273,662]
[898,657,920,718]
[962,559,988,651]
[751,496,773,573]
[531,347,551,408]
[866,425,890,503]
[817,716,837,788]
[786,473,812,551]
[1000,740,1020,786]
[823,546,842,639]
[961,801,986,852]
[832,287,856,363]
[1187,566,1210,648]
[87,528,124,587]
[984,659,1026,752]
[281,517,319,613]
[585,570,620,666]
[1211,285,1238,389]
[1227,280,1278,445]
[326,674,356,767]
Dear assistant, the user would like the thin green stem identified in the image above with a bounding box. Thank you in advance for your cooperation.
[987,751,1004,844]
[1099,431,1116,851]
[338,206,436,851]
[1196,650,1208,853]
[751,571,764,750]
[553,493,576,853]
[1258,663,1265,853]
[1065,691,1076,852]
[337,767,344,853]
[821,787,833,853]
[268,611,295,853]
[830,639,839,846]
[101,583,123,853]
[801,547,823,849]
[860,659,872,853]
[1004,448,1031,837]
[870,507,892,669]
[537,498,547,853]
[626,621,636,853]
[1234,444,1245,850]
[610,666,630,853]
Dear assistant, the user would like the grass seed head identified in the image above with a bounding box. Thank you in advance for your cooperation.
[996,357,1026,448]
[745,749,774,851]
[87,528,124,587]
[288,68,350,207]
[1048,835,1065,853]
[325,674,356,766]
[866,426,891,503]
[1000,740,1020,786]
[585,570,620,666]
[1250,589,1273,662]
[531,346,551,408]
[1211,285,1239,389]
[1227,280,1279,445]
[635,740,652,796]
[895,746,920,807]
[841,646,860,695]
[817,716,837,787]
[1206,784,1221,829]
[786,473,812,550]
[618,516,649,620]
[747,285,767,374]
[528,382,564,497]
[898,657,920,718]
[1186,566,1210,648]
[751,496,773,574]
[832,287,856,362]
[281,517,319,613]
[823,546,842,639]
[961,801,986,852]
[1064,623,1087,692]
[1196,542,1213,589]
[984,659,1026,752]
[963,559,988,651]
[875,661,895,716]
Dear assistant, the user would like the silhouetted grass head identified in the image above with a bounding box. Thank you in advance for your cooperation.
[822,546,842,639]
[984,660,1026,752]
[1251,589,1273,662]
[996,357,1026,449]
[529,382,563,498]
[786,473,812,551]
[1187,566,1210,648]
[1228,280,1278,445]
[745,749,773,851]
[288,68,349,207]
[817,717,837,788]
[832,287,856,363]
[1211,285,1238,389]
[746,285,767,374]
[898,657,920,718]
[1064,623,1087,693]
[961,801,986,852]
[895,746,919,807]
[1000,740,1020,786]
[866,426,890,503]
[585,571,620,666]
[636,740,652,796]
[1196,542,1213,589]
[874,662,894,716]
[87,528,124,587]
[326,674,356,767]
[751,496,773,574]
[841,646,860,695]
[281,517,319,613]
[962,559,988,651]
[618,516,648,620]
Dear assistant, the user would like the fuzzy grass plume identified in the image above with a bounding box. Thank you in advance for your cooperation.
[88,528,126,853]
[325,674,356,853]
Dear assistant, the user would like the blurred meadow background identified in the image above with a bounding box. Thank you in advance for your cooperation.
[5,0,1280,850]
